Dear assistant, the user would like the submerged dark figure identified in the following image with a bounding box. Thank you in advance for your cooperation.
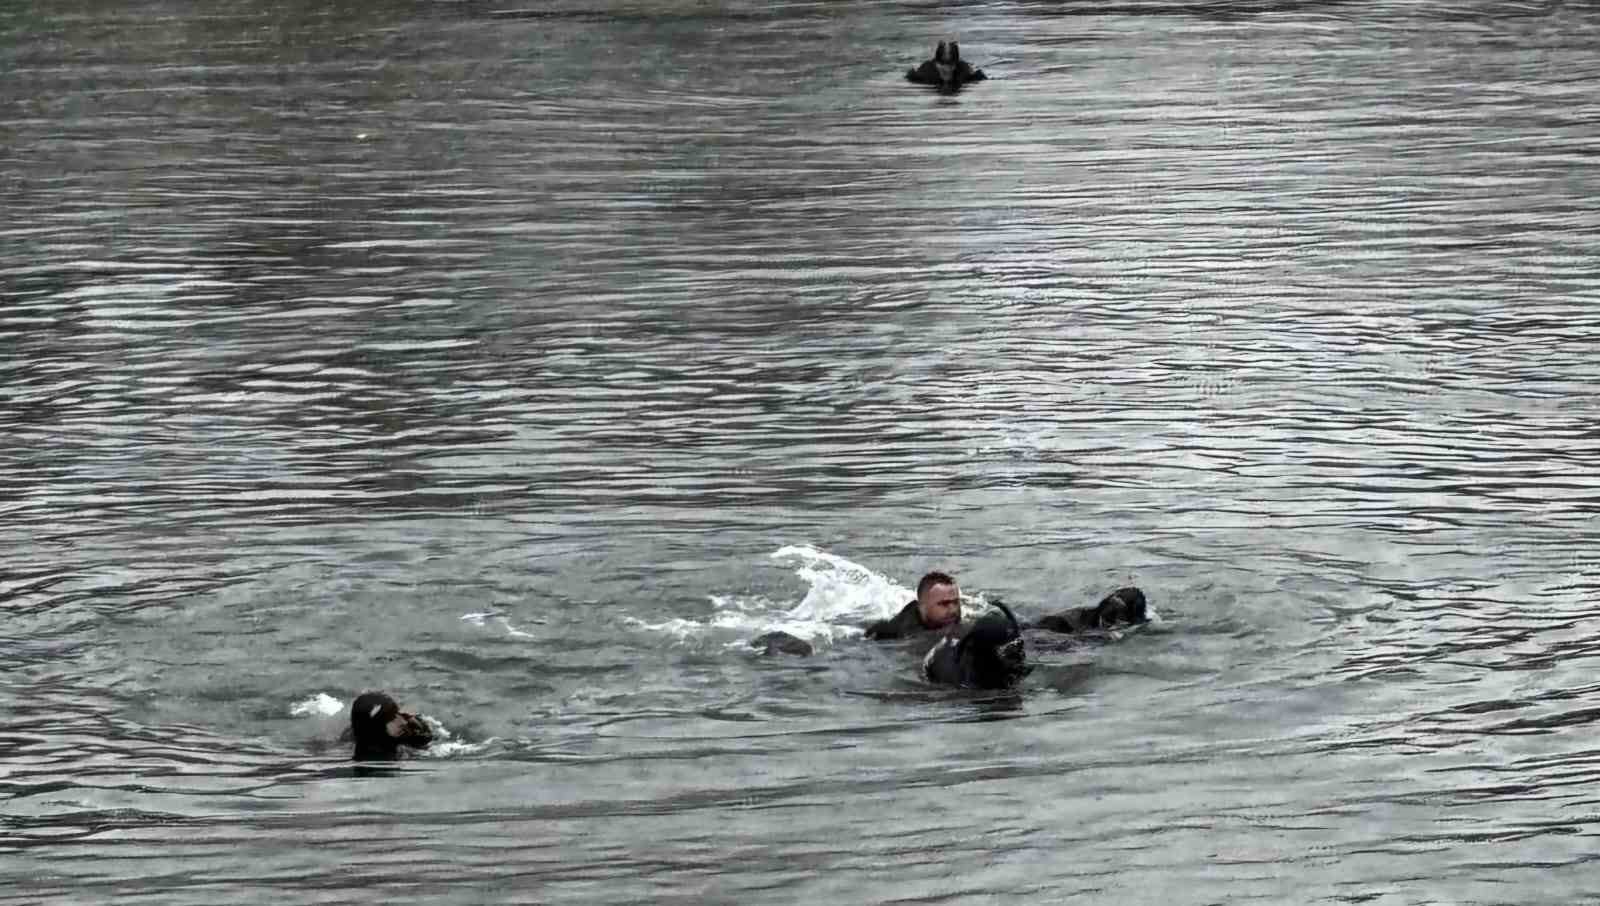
[922,601,1030,689]
[1028,586,1149,634]
[349,691,434,761]
[752,631,815,657]
[906,40,987,92]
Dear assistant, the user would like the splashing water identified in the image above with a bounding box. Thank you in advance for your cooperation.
[288,692,345,718]
[771,544,912,623]
[620,545,914,649]
[461,611,539,639]
[418,713,496,758]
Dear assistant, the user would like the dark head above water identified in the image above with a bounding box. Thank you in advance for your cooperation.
[906,39,988,93]
[922,601,1030,689]
[1095,586,1148,626]
[350,691,434,762]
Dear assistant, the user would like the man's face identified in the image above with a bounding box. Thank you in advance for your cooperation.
[918,582,961,630]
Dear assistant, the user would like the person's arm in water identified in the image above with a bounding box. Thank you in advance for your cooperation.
[1028,587,1149,633]
[863,601,924,640]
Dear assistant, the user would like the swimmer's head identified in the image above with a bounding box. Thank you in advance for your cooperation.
[350,691,433,761]
[916,571,961,630]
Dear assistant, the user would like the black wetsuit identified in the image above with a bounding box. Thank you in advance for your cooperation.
[761,586,1147,657]
[1027,587,1148,634]
[863,601,939,640]
[349,691,433,762]
[868,585,1148,640]
[921,601,1029,688]
[905,59,986,89]
[905,41,987,92]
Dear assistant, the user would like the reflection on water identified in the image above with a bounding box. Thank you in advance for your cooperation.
[5,1,1600,903]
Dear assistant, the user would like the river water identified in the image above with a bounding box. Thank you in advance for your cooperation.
[4,1,1600,903]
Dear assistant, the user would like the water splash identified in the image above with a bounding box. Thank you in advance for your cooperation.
[461,611,539,639]
[288,692,344,718]
[619,545,913,648]
[770,544,911,622]
[418,714,496,758]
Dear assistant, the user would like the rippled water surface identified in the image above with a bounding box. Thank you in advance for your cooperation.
[5,1,1600,902]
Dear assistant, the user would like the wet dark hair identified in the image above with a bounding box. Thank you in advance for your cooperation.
[917,570,957,599]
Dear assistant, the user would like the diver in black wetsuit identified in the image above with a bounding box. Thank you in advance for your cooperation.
[348,691,433,761]
[906,40,988,92]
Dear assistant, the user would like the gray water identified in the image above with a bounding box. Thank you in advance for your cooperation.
[5,1,1600,902]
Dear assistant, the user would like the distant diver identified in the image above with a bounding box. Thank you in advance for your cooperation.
[906,40,987,92]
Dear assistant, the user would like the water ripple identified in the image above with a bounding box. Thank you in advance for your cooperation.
[6,1,1600,903]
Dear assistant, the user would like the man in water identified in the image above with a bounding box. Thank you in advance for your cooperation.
[863,570,963,640]
[755,570,1146,655]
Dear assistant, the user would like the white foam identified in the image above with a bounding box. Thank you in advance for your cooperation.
[415,714,496,758]
[497,617,536,639]
[620,615,705,640]
[770,544,911,622]
[621,545,911,649]
[289,692,344,717]
[462,611,538,639]
[428,738,497,757]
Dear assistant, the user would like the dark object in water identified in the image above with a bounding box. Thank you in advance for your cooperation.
[349,691,434,761]
[752,631,814,657]
[1030,587,1149,634]
[906,40,987,92]
[862,600,940,641]
[922,601,1030,689]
